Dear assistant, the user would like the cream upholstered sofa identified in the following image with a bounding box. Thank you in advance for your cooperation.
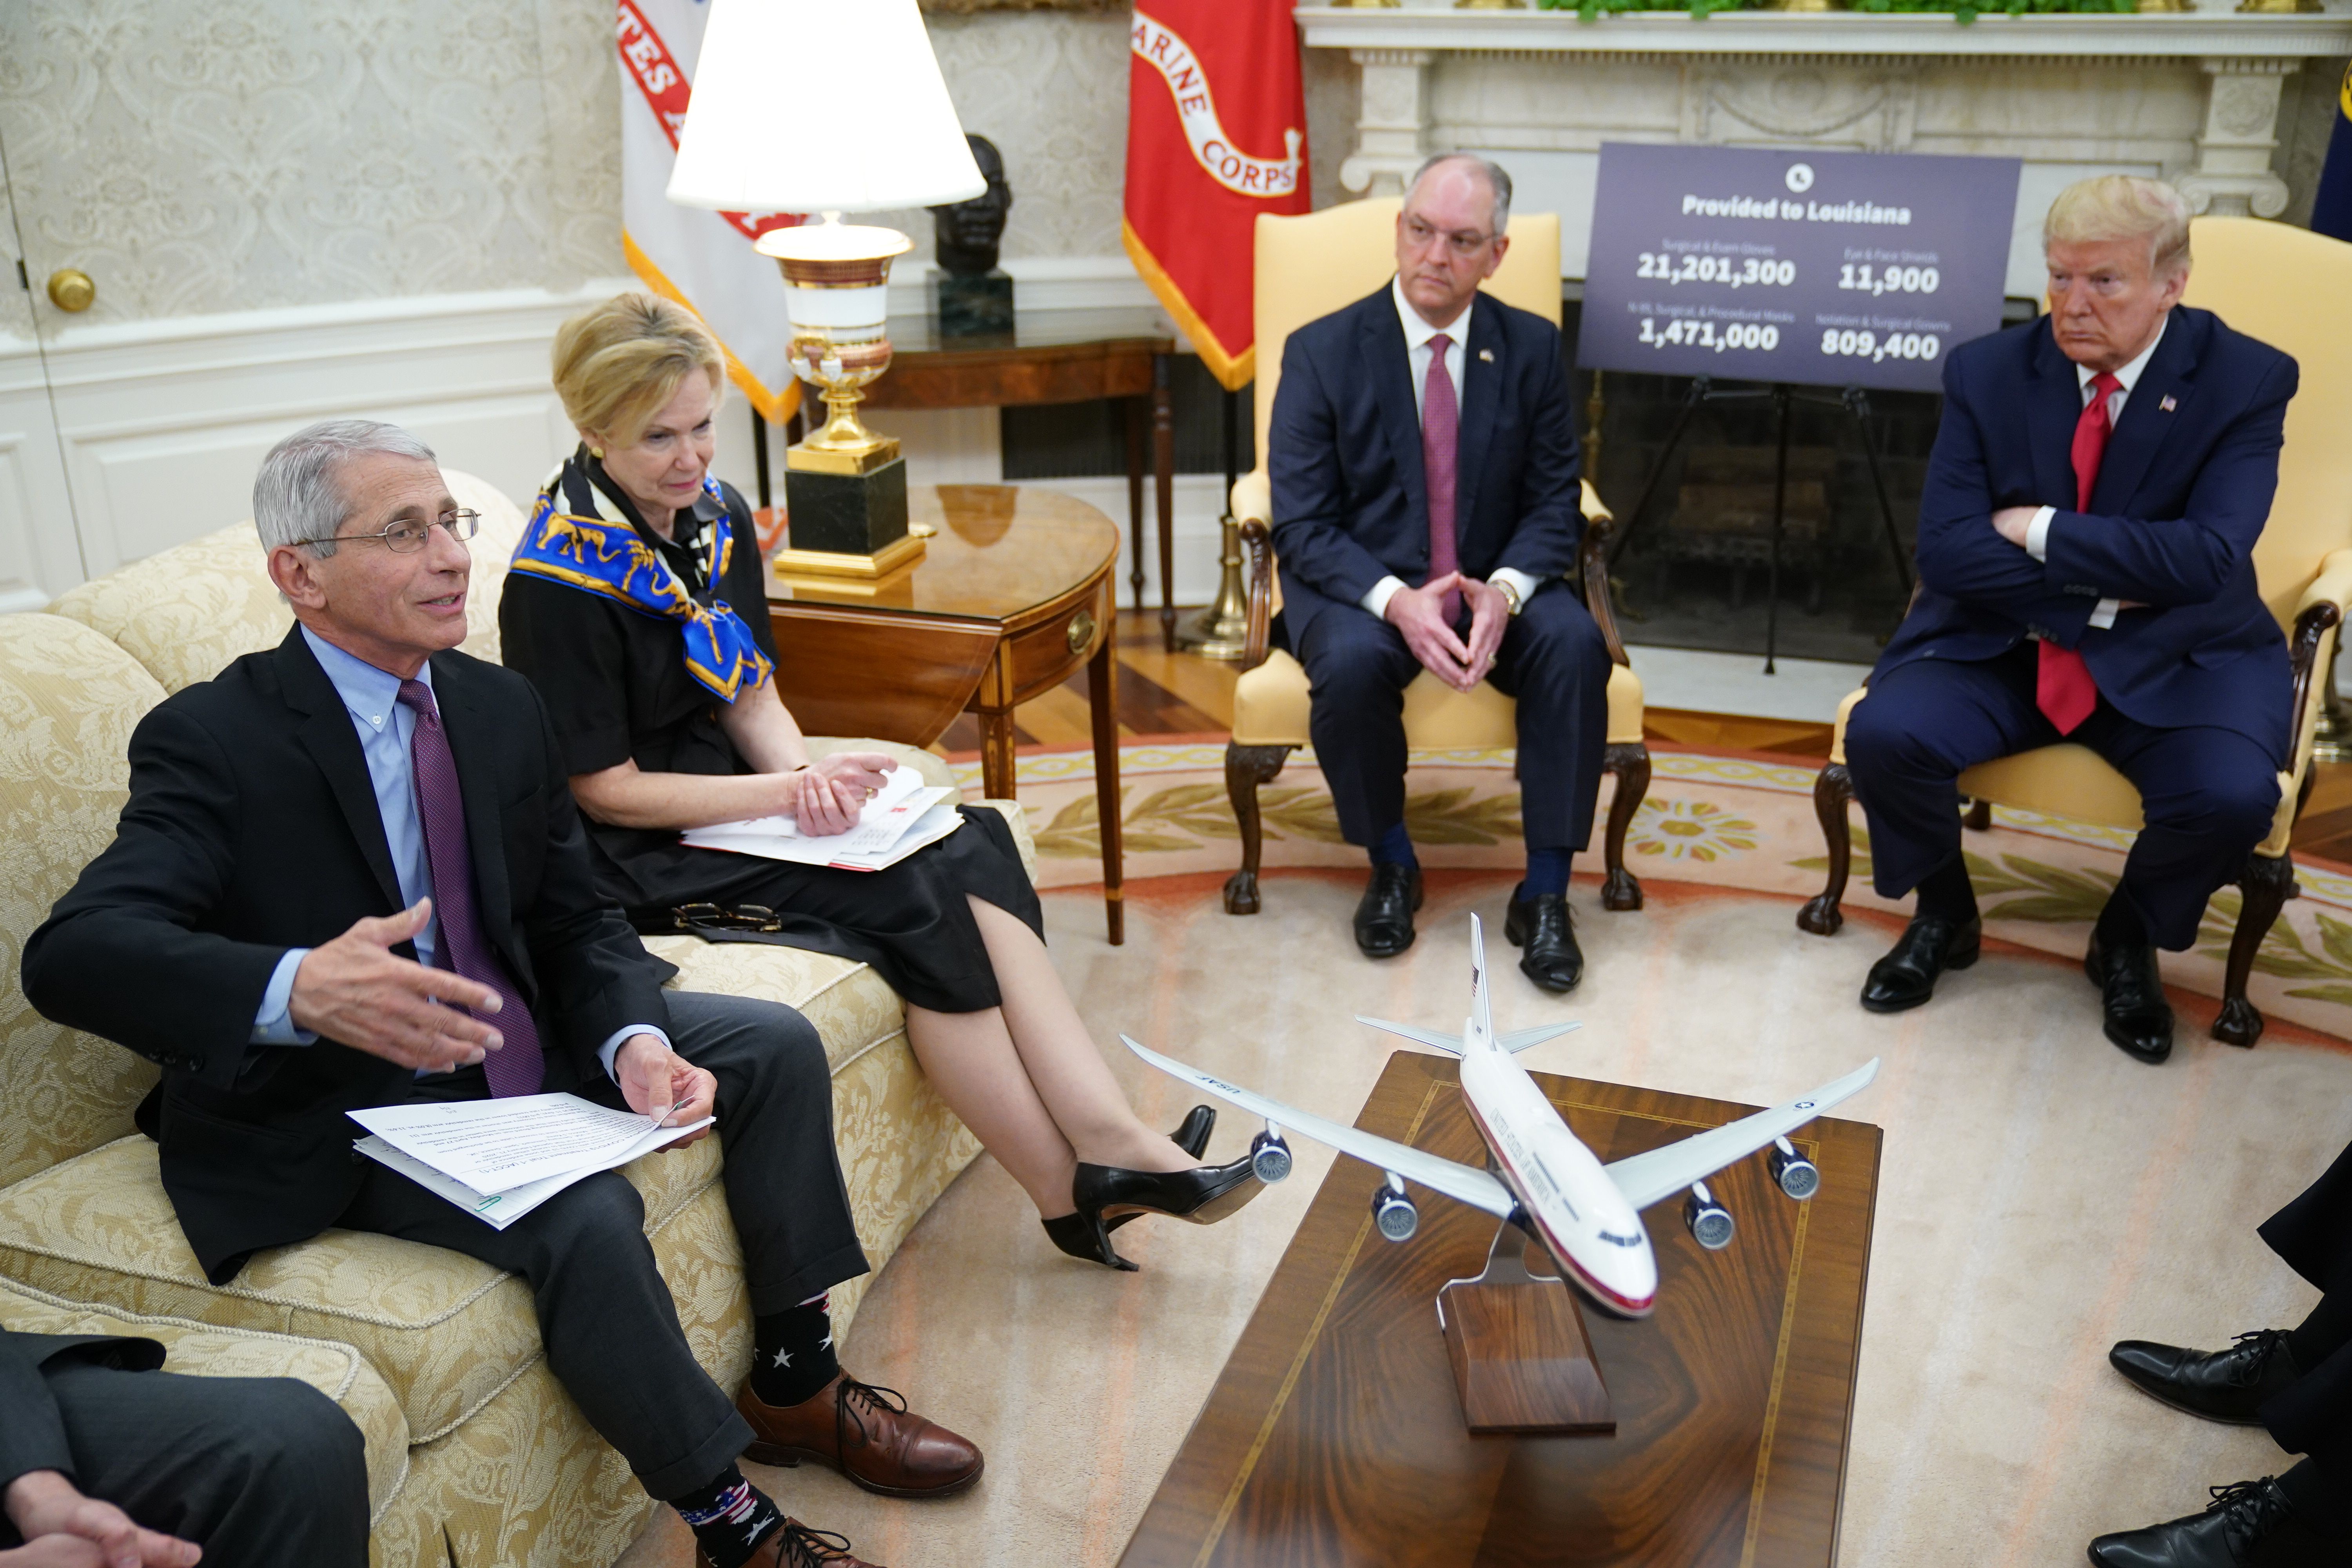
[0,471,1015,1567]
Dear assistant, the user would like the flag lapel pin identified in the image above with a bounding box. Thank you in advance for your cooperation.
[2160,394,2178,412]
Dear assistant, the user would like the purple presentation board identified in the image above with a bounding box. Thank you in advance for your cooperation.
[1577,143,2022,393]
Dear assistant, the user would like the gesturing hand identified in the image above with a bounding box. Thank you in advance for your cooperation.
[1384,574,1474,690]
[615,1033,716,1149]
[286,900,505,1072]
[787,750,897,837]
[3,1472,201,1568]
[1455,578,1511,692]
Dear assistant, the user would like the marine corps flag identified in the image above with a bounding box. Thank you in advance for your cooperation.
[1123,0,1310,390]
[2314,62,2352,245]
[616,0,800,423]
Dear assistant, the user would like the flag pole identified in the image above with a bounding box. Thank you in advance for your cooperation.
[1176,384,1253,659]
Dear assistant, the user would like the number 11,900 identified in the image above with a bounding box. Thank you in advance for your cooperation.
[1637,318,1780,353]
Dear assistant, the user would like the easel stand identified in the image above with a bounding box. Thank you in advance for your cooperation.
[1436,1214,1615,1436]
[1605,378,1914,673]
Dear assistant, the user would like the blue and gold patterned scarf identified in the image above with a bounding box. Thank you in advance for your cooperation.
[510,458,773,702]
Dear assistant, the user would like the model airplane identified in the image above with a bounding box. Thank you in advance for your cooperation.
[1123,915,1877,1319]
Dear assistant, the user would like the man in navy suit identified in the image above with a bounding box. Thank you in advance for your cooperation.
[1268,153,1612,989]
[1844,175,2298,1064]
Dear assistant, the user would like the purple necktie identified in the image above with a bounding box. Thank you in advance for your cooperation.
[1423,332,1463,626]
[397,679,545,1096]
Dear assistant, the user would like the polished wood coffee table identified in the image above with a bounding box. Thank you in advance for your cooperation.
[1120,1051,1882,1567]
[764,485,1124,942]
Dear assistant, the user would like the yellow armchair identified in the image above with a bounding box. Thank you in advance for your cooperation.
[1798,217,2352,1047]
[1216,197,1651,915]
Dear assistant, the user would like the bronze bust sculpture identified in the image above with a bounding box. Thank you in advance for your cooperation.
[929,134,1014,337]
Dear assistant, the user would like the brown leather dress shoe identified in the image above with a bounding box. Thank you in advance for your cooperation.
[696,1516,879,1568]
[737,1372,984,1498]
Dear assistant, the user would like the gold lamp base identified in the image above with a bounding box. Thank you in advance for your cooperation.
[1174,512,1254,661]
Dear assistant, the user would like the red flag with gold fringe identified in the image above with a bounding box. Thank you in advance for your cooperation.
[1123,0,1310,391]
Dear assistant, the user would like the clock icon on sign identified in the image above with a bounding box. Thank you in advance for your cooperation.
[1786,163,1816,193]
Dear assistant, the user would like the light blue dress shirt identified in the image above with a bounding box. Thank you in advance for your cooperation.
[251,627,661,1082]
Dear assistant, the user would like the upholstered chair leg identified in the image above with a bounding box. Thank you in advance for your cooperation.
[1599,742,1650,912]
[1797,763,1856,936]
[2214,851,2295,1048]
[1223,743,1295,915]
[1963,798,1992,831]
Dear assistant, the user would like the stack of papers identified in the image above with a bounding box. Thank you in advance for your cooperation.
[681,764,962,871]
[349,1093,714,1230]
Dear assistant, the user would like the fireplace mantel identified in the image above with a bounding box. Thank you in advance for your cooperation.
[1298,5,2352,286]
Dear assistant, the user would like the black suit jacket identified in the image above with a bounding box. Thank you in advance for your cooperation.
[1880,305,2299,763]
[1266,283,1584,646]
[23,628,676,1283]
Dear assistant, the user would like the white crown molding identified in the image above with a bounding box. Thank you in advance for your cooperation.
[1296,7,2352,58]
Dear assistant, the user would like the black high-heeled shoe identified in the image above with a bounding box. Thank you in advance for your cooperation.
[1062,1152,1265,1270]
[1038,1107,1227,1269]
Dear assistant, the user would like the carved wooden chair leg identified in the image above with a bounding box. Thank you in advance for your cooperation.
[1599,741,1650,912]
[1223,742,1296,915]
[1963,797,1992,831]
[2214,850,2294,1048]
[1797,762,1856,936]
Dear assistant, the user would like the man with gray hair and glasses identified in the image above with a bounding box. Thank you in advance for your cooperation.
[1267,151,1612,990]
[1840,174,2298,1073]
[25,419,982,1568]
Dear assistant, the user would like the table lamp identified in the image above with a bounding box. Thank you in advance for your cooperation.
[667,0,985,577]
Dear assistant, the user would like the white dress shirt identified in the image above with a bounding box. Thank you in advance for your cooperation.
[2022,314,2169,632]
[251,626,662,1083]
[1360,275,1541,622]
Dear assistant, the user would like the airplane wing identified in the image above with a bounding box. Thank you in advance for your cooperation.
[1356,1018,1582,1055]
[1121,1036,1517,1220]
[1602,1059,1880,1212]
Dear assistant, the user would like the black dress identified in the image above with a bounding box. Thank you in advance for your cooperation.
[497,454,1044,1013]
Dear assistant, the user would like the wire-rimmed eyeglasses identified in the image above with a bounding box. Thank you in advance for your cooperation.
[294,510,480,555]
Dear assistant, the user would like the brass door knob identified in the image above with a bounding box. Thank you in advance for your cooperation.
[1066,609,1097,655]
[46,269,94,312]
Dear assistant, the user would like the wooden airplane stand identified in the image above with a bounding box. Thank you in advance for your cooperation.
[1436,1216,1616,1436]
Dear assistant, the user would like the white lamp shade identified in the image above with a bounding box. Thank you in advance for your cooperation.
[666,0,986,215]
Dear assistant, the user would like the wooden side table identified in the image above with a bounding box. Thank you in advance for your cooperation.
[858,308,1182,650]
[763,484,1127,944]
[1121,1051,1882,1566]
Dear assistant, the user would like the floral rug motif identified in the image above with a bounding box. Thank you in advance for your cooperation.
[953,742,2352,1042]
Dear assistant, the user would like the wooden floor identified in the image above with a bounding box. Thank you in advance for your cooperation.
[943,610,2352,868]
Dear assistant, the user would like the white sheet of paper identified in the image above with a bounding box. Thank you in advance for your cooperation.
[697,765,929,845]
[687,799,963,871]
[350,1109,714,1230]
[347,1093,709,1195]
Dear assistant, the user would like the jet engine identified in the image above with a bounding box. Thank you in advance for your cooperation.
[1684,1180,1735,1251]
[1370,1174,1419,1242]
[1769,1136,1820,1201]
[1250,1125,1294,1183]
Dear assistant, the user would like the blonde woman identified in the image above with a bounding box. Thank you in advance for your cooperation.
[498,293,1256,1270]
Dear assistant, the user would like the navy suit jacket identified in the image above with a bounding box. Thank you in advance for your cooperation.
[1267,283,1584,646]
[1879,305,2299,764]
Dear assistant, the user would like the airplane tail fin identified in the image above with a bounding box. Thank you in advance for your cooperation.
[1495,1021,1582,1054]
[1356,1016,1466,1054]
[1468,913,1494,1048]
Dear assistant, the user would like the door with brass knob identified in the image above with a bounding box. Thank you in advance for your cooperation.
[46,269,94,312]
[0,191,84,608]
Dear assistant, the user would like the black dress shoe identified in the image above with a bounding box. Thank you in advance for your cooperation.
[1860,915,1981,1013]
[2088,1478,2336,1567]
[1353,863,1423,959]
[2110,1331,2299,1424]
[1169,1105,1216,1161]
[2087,933,2175,1065]
[1503,887,1584,993]
[1058,1152,1265,1270]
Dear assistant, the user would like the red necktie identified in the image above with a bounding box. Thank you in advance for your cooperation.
[1423,332,1462,626]
[397,679,546,1097]
[2034,370,2122,735]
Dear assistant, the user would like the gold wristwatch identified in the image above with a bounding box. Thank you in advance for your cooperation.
[1494,578,1524,618]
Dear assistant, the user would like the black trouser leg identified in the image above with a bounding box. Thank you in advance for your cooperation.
[659,989,870,1315]
[22,1362,368,1567]
[1294,607,1423,847]
[1484,586,1613,852]
[338,1162,748,1500]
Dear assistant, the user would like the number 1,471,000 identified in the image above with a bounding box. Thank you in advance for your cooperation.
[1637,318,1782,353]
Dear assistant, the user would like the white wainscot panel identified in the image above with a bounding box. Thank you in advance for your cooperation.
[0,356,89,609]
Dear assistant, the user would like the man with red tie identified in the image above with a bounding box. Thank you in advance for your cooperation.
[23,422,981,1568]
[1844,176,2299,1064]
[1268,154,1612,988]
